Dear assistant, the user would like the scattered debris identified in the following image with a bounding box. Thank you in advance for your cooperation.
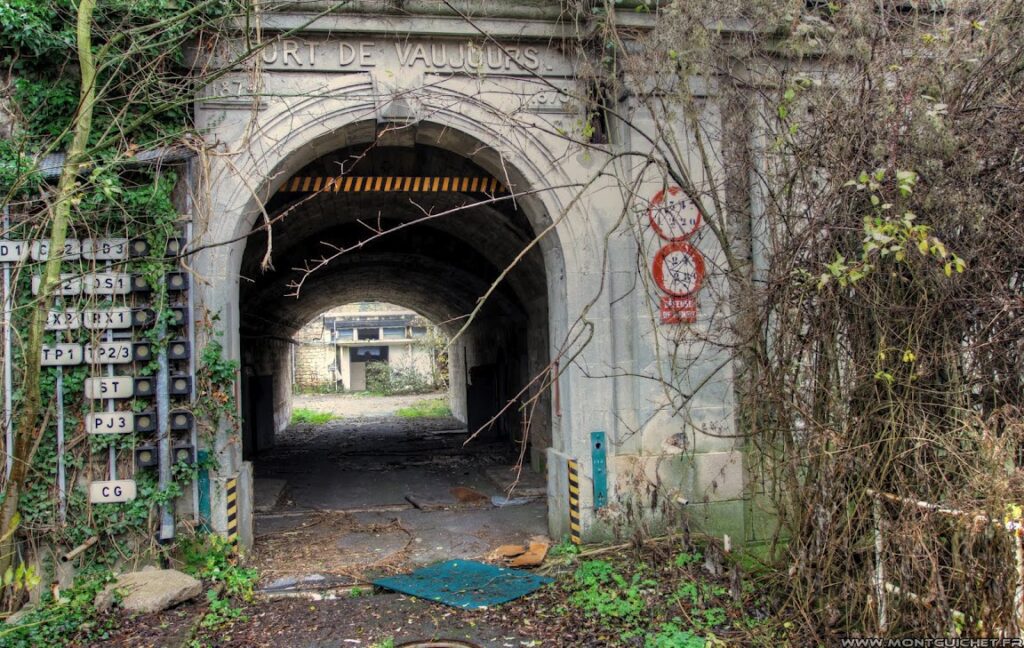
[372,560,553,609]
[95,567,202,614]
[253,511,413,581]
[450,486,490,505]
[492,544,528,559]
[490,537,550,568]
[490,495,534,507]
[508,541,550,568]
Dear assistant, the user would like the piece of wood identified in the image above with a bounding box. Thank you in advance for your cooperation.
[508,541,549,568]
[493,544,527,558]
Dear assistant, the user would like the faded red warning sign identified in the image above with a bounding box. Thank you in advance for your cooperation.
[659,296,697,324]
[652,241,704,297]
[648,185,701,242]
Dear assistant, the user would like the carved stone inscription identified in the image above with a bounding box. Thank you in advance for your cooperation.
[213,38,570,76]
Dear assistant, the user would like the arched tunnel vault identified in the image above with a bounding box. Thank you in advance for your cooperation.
[238,143,553,470]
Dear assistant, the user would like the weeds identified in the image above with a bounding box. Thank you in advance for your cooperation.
[289,407,337,425]
[181,534,259,630]
[395,398,451,418]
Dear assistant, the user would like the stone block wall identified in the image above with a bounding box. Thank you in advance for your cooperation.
[293,343,338,388]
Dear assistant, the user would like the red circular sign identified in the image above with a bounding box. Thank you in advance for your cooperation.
[652,241,705,297]
[648,186,702,241]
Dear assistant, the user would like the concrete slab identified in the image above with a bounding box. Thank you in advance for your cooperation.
[483,464,546,498]
[335,530,410,566]
[351,502,548,569]
[253,412,549,582]
[254,478,288,512]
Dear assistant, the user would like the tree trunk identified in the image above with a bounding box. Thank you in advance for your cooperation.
[0,0,97,580]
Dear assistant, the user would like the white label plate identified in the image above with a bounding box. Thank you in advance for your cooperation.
[31,274,81,296]
[84,376,134,399]
[30,239,81,261]
[0,241,29,263]
[83,273,131,295]
[45,309,81,331]
[89,479,136,503]
[83,308,133,330]
[40,344,83,366]
[86,411,135,434]
[85,342,133,364]
[81,238,129,261]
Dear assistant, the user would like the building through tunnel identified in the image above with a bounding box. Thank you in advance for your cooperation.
[237,141,555,493]
[290,303,442,395]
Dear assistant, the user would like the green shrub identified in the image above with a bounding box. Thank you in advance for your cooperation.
[365,361,433,395]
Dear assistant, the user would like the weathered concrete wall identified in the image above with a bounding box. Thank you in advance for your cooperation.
[190,7,760,547]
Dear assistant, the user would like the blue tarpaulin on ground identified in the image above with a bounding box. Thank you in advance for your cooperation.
[372,559,553,609]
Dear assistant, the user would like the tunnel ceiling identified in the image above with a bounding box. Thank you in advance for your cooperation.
[239,144,548,336]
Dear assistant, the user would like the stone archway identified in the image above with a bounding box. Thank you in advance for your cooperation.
[192,98,595,545]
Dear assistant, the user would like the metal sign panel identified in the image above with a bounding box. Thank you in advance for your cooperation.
[0,240,29,263]
[84,376,134,400]
[86,411,135,434]
[89,479,136,503]
[591,431,608,509]
[81,238,129,261]
[83,308,133,330]
[651,241,705,298]
[83,273,131,295]
[45,309,81,331]
[659,296,698,325]
[31,274,81,296]
[647,186,702,242]
[30,239,81,261]
[85,342,133,364]
[40,344,83,366]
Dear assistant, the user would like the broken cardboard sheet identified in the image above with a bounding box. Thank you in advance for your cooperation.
[490,540,550,568]
[372,559,552,609]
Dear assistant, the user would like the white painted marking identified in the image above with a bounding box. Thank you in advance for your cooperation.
[0,241,29,263]
[45,309,81,331]
[89,479,136,503]
[83,273,131,295]
[85,342,133,364]
[31,274,81,296]
[81,238,129,260]
[30,239,81,261]
[83,307,133,330]
[86,411,135,434]
[40,344,83,366]
[84,376,134,399]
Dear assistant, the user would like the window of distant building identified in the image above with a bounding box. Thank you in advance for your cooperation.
[382,327,406,340]
[357,328,380,341]
[351,346,388,362]
[335,327,354,341]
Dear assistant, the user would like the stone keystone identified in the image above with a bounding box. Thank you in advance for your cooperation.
[95,567,203,614]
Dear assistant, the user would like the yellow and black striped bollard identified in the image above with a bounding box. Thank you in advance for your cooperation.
[568,459,582,545]
[226,477,239,550]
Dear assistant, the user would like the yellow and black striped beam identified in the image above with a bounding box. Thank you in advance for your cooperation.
[226,477,239,549]
[280,175,508,194]
[568,459,582,545]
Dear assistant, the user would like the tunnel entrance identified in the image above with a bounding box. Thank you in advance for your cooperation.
[237,140,555,580]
